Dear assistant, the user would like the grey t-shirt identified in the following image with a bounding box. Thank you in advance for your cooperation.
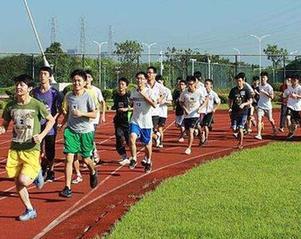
[63,90,95,133]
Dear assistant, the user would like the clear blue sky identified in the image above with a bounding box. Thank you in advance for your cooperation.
[1,0,301,58]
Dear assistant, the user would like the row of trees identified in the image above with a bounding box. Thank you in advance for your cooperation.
[0,41,299,88]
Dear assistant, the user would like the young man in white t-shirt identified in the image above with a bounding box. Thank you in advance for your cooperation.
[199,79,221,145]
[283,75,301,139]
[147,66,165,148]
[179,76,205,155]
[128,72,156,173]
[255,72,276,140]
[156,75,172,148]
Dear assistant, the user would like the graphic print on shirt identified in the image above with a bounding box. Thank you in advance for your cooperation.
[11,109,35,143]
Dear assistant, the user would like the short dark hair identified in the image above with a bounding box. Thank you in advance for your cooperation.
[155,74,163,82]
[147,66,157,73]
[13,74,34,87]
[186,75,196,83]
[235,72,246,80]
[261,71,269,77]
[70,69,87,81]
[118,77,129,86]
[252,76,259,81]
[135,71,147,78]
[205,79,213,84]
[39,66,53,76]
[291,74,300,80]
[85,69,94,78]
[193,71,202,79]
[178,79,186,85]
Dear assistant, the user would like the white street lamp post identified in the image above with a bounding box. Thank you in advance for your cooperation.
[190,58,197,75]
[142,42,157,66]
[250,34,270,77]
[159,50,164,75]
[93,41,107,88]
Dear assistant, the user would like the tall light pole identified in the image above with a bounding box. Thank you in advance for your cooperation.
[159,50,164,75]
[233,48,241,63]
[23,0,57,83]
[249,34,270,77]
[190,58,197,75]
[93,41,107,88]
[142,42,157,66]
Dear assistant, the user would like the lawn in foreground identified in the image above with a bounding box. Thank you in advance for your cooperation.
[106,142,301,239]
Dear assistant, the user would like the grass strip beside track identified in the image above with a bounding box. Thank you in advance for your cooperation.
[106,142,301,239]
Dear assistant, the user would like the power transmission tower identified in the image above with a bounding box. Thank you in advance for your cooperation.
[50,17,56,44]
[79,17,86,54]
[108,25,113,57]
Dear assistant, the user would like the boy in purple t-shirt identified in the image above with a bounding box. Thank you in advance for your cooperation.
[32,66,62,182]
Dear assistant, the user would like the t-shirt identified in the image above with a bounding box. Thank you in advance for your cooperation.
[280,83,288,105]
[228,86,252,113]
[2,97,49,151]
[112,91,131,127]
[200,90,221,114]
[158,86,172,118]
[283,85,301,111]
[62,90,96,133]
[173,89,184,116]
[147,81,165,116]
[252,85,260,103]
[179,89,204,118]
[257,83,273,110]
[32,86,62,135]
[85,85,104,125]
[130,88,155,129]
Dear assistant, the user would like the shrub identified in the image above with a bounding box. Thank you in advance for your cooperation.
[103,89,113,100]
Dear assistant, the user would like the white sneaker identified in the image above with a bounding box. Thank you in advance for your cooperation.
[119,158,130,166]
[178,137,184,143]
[185,148,191,155]
[71,175,83,184]
[255,135,262,140]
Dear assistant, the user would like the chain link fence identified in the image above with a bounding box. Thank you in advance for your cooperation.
[0,53,300,91]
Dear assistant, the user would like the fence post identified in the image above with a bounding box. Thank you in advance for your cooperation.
[31,54,35,79]
[81,54,85,68]
[234,55,238,76]
[283,55,286,80]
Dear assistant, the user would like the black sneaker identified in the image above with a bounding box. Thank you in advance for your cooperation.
[144,162,152,173]
[141,157,147,167]
[90,171,98,188]
[45,170,55,182]
[59,186,72,198]
[129,158,137,170]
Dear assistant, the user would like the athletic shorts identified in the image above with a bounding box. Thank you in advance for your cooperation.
[175,115,184,127]
[6,149,40,180]
[201,113,213,127]
[63,127,94,158]
[152,116,160,130]
[184,117,199,130]
[231,111,248,130]
[130,123,152,145]
[158,117,167,127]
[287,107,301,125]
[257,107,273,120]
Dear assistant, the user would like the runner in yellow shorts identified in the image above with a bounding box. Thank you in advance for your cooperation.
[0,74,55,221]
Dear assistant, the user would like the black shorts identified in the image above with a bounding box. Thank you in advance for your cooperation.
[152,116,160,130]
[287,107,301,125]
[201,113,213,127]
[184,117,199,130]
[158,117,167,127]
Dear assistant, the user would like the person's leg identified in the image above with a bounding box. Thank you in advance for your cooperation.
[65,154,74,189]
[115,126,127,157]
[267,110,276,135]
[16,175,34,210]
[130,133,138,161]
[71,156,83,184]
[187,128,194,151]
[256,108,264,139]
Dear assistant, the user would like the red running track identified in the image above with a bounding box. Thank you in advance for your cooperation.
[0,110,291,239]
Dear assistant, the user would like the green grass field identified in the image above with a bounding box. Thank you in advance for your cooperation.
[106,142,301,239]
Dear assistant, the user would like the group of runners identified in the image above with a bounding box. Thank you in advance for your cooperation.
[0,65,300,221]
